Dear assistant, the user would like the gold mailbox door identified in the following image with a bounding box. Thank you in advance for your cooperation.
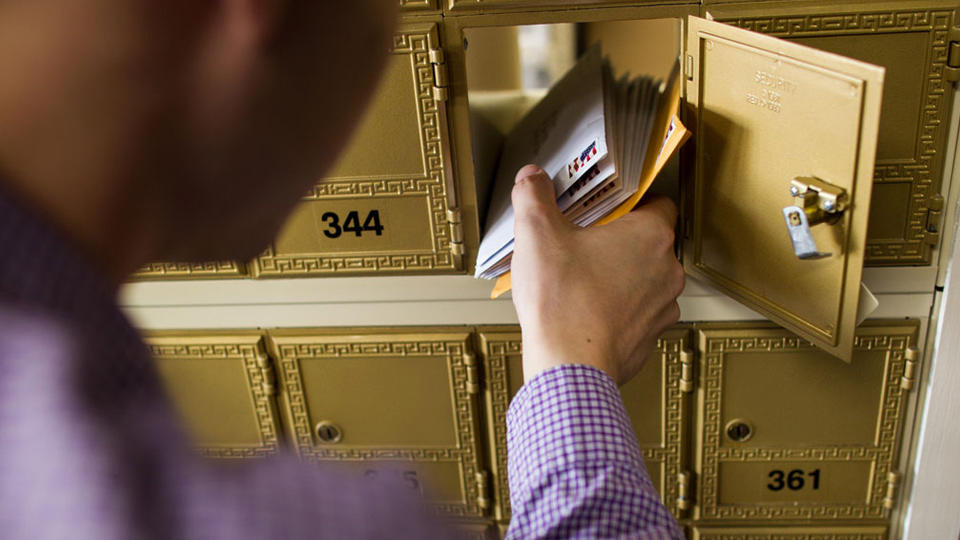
[479,326,690,523]
[253,22,462,277]
[707,3,958,266]
[148,332,282,458]
[694,322,919,522]
[684,16,885,361]
[268,329,489,519]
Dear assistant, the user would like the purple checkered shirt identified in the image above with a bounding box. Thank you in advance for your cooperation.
[0,188,681,539]
[507,365,684,539]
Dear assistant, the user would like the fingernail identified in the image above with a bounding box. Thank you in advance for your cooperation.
[515,164,544,184]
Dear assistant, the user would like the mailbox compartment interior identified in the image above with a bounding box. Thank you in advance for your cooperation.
[460,17,685,231]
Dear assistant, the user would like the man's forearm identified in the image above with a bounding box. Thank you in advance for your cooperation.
[505,364,683,539]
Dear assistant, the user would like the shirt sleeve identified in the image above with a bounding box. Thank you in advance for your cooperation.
[505,364,684,540]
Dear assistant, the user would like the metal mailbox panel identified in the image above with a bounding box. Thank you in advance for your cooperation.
[268,329,489,519]
[132,260,246,281]
[479,326,691,523]
[684,16,885,361]
[147,332,282,458]
[708,2,958,265]
[451,521,500,540]
[444,0,691,14]
[694,322,919,521]
[690,525,887,540]
[400,0,439,13]
[253,22,463,277]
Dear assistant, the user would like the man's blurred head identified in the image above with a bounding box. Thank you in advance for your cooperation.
[0,0,396,270]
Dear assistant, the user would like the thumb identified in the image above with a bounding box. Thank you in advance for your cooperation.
[512,164,567,233]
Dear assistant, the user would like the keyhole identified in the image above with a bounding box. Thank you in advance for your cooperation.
[788,211,802,227]
[725,419,753,442]
[315,421,342,444]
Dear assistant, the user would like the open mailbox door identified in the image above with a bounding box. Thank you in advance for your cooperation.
[683,17,885,361]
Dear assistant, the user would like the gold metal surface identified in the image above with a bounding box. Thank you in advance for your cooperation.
[683,16,885,361]
[444,0,692,14]
[709,2,959,265]
[582,18,682,83]
[147,332,282,458]
[694,321,919,521]
[690,525,887,540]
[253,21,464,277]
[450,520,500,540]
[132,261,246,281]
[267,328,489,519]
[478,326,691,523]
[790,176,848,225]
[400,0,439,12]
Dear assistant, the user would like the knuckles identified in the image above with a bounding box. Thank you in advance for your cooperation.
[671,261,686,298]
[667,301,681,325]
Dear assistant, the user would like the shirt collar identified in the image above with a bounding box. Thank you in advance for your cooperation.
[0,184,135,335]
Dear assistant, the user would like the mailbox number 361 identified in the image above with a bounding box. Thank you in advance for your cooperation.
[767,469,821,491]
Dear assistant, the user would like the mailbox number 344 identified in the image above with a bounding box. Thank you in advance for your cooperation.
[322,210,384,239]
[767,469,821,491]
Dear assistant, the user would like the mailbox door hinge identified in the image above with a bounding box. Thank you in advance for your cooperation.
[475,471,492,511]
[923,194,945,247]
[676,471,693,514]
[428,33,460,270]
[463,350,480,395]
[947,26,960,83]
[901,346,920,391]
[256,352,278,396]
[429,47,449,102]
[882,471,902,515]
[447,208,466,268]
[679,349,696,393]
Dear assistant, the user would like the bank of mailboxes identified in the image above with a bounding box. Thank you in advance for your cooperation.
[135,2,955,356]
[149,321,920,538]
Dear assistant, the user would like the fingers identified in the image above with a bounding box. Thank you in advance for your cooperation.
[512,164,568,234]
[635,194,679,227]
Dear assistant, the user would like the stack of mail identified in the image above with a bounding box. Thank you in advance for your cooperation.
[475,44,687,281]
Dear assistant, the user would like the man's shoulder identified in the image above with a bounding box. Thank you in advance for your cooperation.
[0,301,81,360]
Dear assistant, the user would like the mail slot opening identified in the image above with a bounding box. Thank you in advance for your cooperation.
[462,18,686,278]
[463,19,684,245]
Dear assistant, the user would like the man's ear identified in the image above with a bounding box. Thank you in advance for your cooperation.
[216,0,286,48]
[186,0,287,146]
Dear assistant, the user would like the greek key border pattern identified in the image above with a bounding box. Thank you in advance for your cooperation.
[484,336,522,519]
[698,332,911,521]
[719,8,956,264]
[483,332,686,521]
[255,24,457,275]
[658,335,686,518]
[132,260,245,280]
[694,532,885,540]
[147,340,280,458]
[275,337,485,518]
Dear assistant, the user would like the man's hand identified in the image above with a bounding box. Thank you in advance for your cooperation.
[510,164,684,385]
